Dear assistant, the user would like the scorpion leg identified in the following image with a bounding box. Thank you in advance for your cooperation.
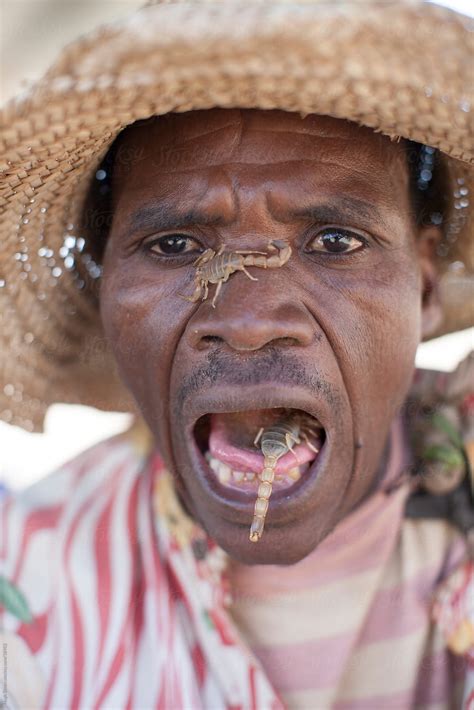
[303,425,320,436]
[301,431,320,454]
[211,280,223,308]
[202,282,209,301]
[253,427,264,447]
[234,250,268,255]
[241,265,258,282]
[179,283,202,302]
[285,432,301,462]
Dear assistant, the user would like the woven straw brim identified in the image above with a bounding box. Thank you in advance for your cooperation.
[0,0,473,432]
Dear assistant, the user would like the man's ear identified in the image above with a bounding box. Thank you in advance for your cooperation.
[416,224,443,339]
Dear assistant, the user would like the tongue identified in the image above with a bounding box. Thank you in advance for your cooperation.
[208,414,318,474]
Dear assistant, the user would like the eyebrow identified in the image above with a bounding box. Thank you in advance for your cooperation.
[126,194,390,236]
[127,203,228,234]
[284,196,390,232]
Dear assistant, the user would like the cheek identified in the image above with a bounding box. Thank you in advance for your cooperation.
[350,256,421,369]
[306,253,421,446]
[344,278,419,443]
[99,260,185,421]
[313,249,422,363]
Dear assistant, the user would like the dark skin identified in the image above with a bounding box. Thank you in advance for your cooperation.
[100,109,442,565]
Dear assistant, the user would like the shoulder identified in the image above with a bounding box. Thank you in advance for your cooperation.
[0,429,161,709]
[1,431,140,533]
[405,353,474,535]
[0,431,148,627]
[396,516,468,588]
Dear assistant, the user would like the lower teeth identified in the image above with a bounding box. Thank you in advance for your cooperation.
[288,467,301,481]
[205,451,307,485]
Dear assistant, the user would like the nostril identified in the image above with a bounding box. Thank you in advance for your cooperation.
[201,335,224,344]
[198,334,299,351]
[195,334,225,351]
[274,337,301,347]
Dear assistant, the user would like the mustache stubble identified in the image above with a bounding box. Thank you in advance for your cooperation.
[174,345,343,417]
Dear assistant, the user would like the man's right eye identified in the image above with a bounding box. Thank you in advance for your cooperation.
[146,234,201,256]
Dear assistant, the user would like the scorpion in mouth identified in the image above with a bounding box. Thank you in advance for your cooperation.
[181,239,292,308]
[250,413,321,543]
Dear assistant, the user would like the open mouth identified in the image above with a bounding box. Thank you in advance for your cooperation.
[194,407,326,494]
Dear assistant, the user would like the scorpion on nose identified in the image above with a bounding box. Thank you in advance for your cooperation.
[181,239,292,308]
[249,413,321,543]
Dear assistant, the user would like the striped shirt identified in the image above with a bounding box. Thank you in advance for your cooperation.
[228,415,468,708]
[0,417,469,709]
[228,493,467,708]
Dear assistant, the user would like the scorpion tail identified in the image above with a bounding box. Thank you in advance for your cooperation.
[249,461,275,543]
[250,516,265,542]
[265,241,292,268]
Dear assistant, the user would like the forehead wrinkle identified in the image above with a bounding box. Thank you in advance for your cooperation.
[174,127,393,156]
[235,126,382,143]
[155,124,382,156]
[124,115,405,186]
[313,159,409,201]
[148,122,398,172]
[142,159,398,191]
[154,118,244,151]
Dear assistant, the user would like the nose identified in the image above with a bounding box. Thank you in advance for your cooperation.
[186,284,316,352]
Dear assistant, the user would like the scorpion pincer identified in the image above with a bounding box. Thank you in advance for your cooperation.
[249,413,320,543]
[181,239,292,308]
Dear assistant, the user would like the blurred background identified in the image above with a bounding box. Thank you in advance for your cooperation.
[0,0,473,490]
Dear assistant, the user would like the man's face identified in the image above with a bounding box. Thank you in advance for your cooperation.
[100,109,434,564]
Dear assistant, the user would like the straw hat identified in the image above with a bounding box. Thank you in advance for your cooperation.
[0,0,473,432]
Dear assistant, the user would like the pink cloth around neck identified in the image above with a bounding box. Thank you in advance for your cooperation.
[228,415,412,598]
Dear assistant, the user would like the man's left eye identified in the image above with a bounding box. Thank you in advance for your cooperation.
[146,234,201,256]
[307,228,366,255]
